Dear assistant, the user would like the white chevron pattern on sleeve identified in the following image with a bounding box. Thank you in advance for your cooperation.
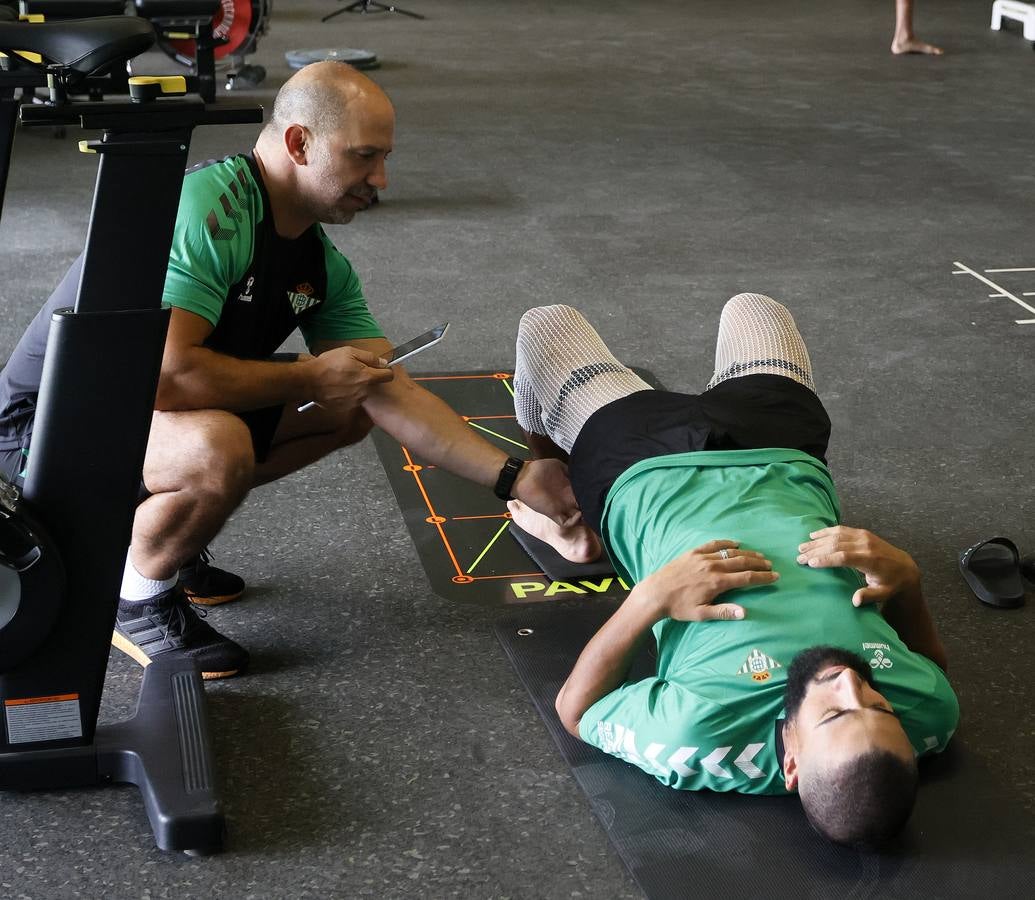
[666,746,699,777]
[643,742,669,775]
[593,723,773,785]
[700,747,733,779]
[733,743,765,778]
[620,727,644,764]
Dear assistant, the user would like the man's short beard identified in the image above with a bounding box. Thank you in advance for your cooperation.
[319,206,356,226]
[783,646,874,722]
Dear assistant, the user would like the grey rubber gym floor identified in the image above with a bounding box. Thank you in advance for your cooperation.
[2,0,1034,896]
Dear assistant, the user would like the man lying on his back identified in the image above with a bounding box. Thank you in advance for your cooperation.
[505,294,959,847]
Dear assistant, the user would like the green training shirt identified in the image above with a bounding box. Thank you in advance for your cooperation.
[578,448,959,795]
[162,154,384,360]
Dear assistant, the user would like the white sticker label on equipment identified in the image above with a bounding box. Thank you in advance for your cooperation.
[4,694,82,744]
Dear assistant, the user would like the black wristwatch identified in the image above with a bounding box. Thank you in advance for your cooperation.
[493,456,525,501]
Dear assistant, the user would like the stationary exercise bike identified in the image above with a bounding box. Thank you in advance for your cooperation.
[19,0,273,101]
[0,14,261,853]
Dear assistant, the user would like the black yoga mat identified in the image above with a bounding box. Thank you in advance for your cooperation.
[495,601,1035,900]
[372,369,659,605]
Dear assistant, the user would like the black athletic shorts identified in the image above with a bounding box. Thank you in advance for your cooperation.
[239,404,285,465]
[236,351,300,465]
[567,374,832,535]
[238,351,299,465]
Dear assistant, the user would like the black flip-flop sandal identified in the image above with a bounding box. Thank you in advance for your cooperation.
[959,536,1025,609]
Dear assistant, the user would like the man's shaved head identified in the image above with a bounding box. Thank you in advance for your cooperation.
[254,60,394,233]
[263,61,391,139]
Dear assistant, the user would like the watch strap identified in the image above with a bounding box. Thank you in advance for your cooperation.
[493,456,525,501]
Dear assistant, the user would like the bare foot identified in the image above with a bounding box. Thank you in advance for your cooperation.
[891,36,943,55]
[507,499,603,564]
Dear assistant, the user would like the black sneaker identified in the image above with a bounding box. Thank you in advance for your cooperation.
[179,547,245,607]
[112,586,250,680]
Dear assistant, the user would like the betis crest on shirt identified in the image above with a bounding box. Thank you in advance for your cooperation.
[736,648,783,683]
[287,282,319,315]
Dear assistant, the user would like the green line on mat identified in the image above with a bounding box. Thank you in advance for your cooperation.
[468,421,528,451]
[502,377,515,398]
[467,519,511,574]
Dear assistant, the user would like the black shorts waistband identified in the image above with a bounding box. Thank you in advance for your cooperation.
[568,375,831,535]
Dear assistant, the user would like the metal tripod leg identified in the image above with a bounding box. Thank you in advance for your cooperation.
[322,0,425,24]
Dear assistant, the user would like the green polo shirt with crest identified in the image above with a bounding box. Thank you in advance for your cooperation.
[162,154,384,358]
[578,449,959,795]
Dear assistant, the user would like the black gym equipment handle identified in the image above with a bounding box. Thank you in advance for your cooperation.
[20,99,262,131]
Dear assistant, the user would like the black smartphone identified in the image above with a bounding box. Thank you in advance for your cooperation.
[385,323,450,366]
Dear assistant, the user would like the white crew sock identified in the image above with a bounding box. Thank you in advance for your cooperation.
[119,550,177,603]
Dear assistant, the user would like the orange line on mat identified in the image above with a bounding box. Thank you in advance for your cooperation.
[397,378,539,583]
[401,445,463,578]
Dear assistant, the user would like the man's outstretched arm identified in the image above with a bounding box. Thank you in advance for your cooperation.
[322,338,580,527]
[797,526,948,671]
[556,541,777,737]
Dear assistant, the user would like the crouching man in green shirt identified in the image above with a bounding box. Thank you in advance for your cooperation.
[506,294,958,848]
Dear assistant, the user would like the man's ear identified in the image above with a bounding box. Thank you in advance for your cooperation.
[783,753,799,792]
[782,721,800,792]
[285,124,309,165]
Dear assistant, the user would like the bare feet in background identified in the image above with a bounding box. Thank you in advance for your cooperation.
[508,499,603,564]
[892,0,944,55]
[892,35,943,55]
